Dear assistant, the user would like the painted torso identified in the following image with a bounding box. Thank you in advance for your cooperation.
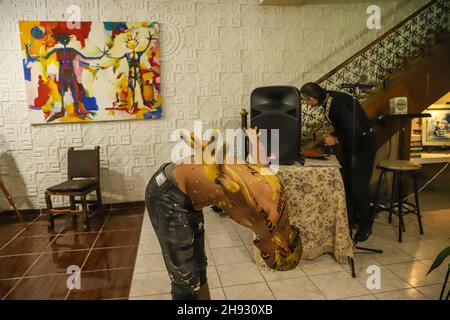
[172,160,300,270]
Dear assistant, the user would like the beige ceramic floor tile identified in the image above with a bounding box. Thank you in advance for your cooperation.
[223,282,275,300]
[300,254,346,276]
[371,243,416,265]
[237,230,254,246]
[419,259,450,278]
[348,254,381,276]
[408,225,450,241]
[355,265,412,293]
[267,277,326,300]
[259,265,307,282]
[129,271,170,297]
[205,246,215,266]
[207,232,245,249]
[415,284,447,300]
[385,261,446,287]
[134,254,166,273]
[204,219,237,235]
[207,265,222,289]
[212,246,252,265]
[309,271,370,299]
[233,223,252,234]
[245,244,257,262]
[392,238,450,260]
[216,262,264,287]
[137,238,162,256]
[210,287,226,300]
[341,295,378,300]
[129,293,171,300]
[375,288,428,300]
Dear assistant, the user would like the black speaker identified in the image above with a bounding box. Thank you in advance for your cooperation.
[250,86,301,165]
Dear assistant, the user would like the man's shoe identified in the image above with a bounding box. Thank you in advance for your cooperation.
[349,214,362,230]
[349,221,359,230]
[353,226,373,243]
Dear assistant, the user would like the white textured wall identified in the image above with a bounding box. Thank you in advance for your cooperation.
[0,0,428,209]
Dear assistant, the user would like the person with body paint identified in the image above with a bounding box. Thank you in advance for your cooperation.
[145,128,303,300]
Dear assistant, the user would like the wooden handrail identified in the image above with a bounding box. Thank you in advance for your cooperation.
[317,0,442,84]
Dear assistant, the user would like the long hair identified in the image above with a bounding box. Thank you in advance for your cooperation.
[300,82,326,106]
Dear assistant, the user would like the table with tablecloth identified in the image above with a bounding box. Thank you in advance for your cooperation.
[254,156,355,268]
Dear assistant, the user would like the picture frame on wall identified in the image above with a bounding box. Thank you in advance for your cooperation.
[421,105,450,146]
[18,21,161,124]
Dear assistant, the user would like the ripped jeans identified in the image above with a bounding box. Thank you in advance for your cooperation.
[145,163,207,300]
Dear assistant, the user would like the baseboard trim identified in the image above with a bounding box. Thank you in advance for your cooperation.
[0,201,145,217]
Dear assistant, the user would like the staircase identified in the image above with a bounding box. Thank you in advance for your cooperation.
[302,0,450,159]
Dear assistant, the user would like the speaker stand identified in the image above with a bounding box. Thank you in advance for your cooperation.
[345,85,383,278]
[298,156,305,166]
[348,226,383,278]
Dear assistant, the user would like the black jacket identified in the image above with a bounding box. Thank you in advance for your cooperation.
[326,91,373,151]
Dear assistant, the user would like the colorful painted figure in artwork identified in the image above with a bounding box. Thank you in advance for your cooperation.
[25,33,108,122]
[106,32,155,113]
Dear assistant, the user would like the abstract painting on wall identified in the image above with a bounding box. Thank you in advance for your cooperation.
[19,21,161,124]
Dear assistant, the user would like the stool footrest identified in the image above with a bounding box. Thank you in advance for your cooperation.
[374,201,419,216]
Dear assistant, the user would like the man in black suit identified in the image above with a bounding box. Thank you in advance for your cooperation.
[300,82,377,243]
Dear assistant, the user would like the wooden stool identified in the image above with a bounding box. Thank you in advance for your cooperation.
[373,159,424,242]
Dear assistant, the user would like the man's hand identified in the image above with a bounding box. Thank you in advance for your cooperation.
[323,135,339,146]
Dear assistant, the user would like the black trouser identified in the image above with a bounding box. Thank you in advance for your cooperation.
[145,163,207,300]
[339,134,377,229]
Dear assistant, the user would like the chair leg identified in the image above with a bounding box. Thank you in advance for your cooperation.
[398,173,404,243]
[413,172,424,235]
[70,196,77,226]
[388,172,397,224]
[96,186,103,210]
[45,192,54,230]
[81,195,89,231]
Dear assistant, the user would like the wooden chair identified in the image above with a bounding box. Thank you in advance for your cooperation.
[45,146,102,231]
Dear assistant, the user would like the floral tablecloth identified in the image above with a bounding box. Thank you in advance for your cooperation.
[255,156,354,268]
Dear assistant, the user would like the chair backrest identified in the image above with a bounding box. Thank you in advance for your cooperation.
[67,146,100,181]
